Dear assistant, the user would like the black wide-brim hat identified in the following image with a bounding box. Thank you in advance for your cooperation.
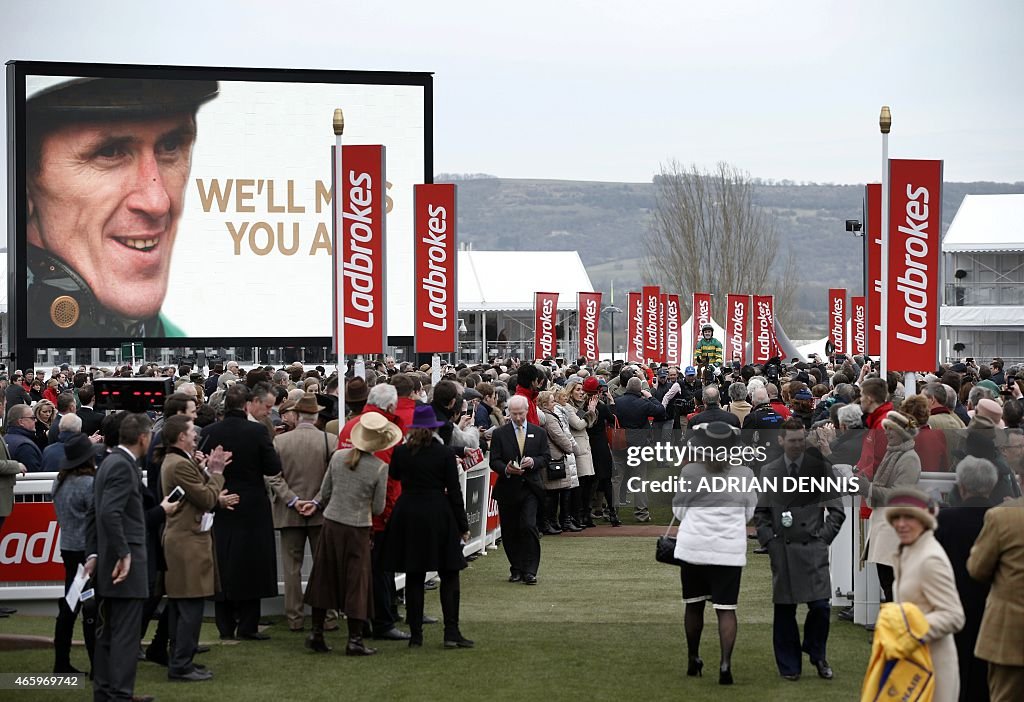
[28,77,219,119]
[59,433,96,471]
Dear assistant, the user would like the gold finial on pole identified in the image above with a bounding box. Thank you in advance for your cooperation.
[333,108,345,136]
[879,106,892,134]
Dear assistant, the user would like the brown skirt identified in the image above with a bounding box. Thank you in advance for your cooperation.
[303,519,373,622]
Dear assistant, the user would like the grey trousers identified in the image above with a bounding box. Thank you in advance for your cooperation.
[167,597,204,676]
[93,597,143,702]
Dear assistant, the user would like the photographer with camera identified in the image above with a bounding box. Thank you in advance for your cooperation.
[661,366,701,436]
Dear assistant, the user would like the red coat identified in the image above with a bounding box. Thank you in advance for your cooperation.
[914,426,949,472]
[338,406,405,532]
[42,387,60,405]
[856,401,893,518]
[514,386,540,425]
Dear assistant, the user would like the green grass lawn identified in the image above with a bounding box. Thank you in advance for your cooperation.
[0,536,871,701]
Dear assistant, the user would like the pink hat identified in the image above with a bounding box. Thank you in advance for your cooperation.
[976,398,1004,427]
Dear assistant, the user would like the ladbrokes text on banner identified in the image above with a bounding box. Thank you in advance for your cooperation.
[534,292,559,360]
[726,294,749,364]
[852,296,866,355]
[887,159,942,372]
[341,145,387,354]
[0,502,64,583]
[665,294,681,365]
[658,295,666,363]
[627,292,644,363]
[414,184,456,353]
[753,295,779,365]
[828,288,846,356]
[692,292,712,360]
[866,183,882,356]
[643,286,662,363]
[578,292,602,362]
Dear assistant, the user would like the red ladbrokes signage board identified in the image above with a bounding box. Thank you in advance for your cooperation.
[339,145,387,354]
[866,183,882,356]
[828,288,846,355]
[414,184,456,353]
[534,292,559,360]
[886,160,942,372]
[752,295,779,365]
[726,294,749,364]
[577,292,602,362]
[0,503,64,583]
[627,292,644,363]
[643,286,662,363]
[851,296,866,355]
[664,294,681,366]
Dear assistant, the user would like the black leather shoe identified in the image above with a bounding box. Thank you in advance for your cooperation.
[719,666,733,685]
[194,645,210,654]
[345,638,377,656]
[782,673,800,681]
[561,522,583,533]
[239,632,271,641]
[169,668,213,682]
[813,659,834,680]
[541,525,561,536]
[375,627,411,641]
[508,573,522,583]
[408,637,423,648]
[0,607,17,615]
[443,635,475,649]
[686,656,703,677]
[753,546,769,554]
[522,574,538,585]
[305,633,331,653]
[422,615,439,624]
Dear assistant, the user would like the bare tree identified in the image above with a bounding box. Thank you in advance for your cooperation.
[643,161,798,331]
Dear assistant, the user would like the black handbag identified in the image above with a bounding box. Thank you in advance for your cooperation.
[546,457,567,481]
[656,516,683,566]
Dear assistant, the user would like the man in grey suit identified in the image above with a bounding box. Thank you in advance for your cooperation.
[755,418,845,683]
[85,413,153,702]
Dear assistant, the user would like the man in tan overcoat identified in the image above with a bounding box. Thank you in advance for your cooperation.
[968,497,1024,702]
[269,393,333,632]
[161,415,232,682]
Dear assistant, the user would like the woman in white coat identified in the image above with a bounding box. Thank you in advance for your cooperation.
[888,487,965,702]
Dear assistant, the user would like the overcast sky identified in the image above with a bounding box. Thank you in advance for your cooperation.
[3,0,1023,189]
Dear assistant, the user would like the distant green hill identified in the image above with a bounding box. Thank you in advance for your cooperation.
[439,175,1023,337]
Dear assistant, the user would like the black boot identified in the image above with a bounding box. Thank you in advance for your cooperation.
[561,520,583,533]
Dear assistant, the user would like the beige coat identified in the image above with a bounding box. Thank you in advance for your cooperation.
[561,402,595,478]
[861,442,921,566]
[540,409,573,490]
[161,450,225,599]
[892,530,965,702]
[269,423,332,529]
[967,497,1024,666]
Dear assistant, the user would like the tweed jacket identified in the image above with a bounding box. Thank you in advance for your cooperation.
[967,497,1024,666]
[161,448,224,598]
[270,423,332,528]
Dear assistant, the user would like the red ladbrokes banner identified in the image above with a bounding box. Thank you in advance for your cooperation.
[534,292,559,360]
[851,296,867,356]
[828,288,846,356]
[887,159,942,372]
[692,292,712,352]
[0,502,65,583]
[726,294,749,364]
[752,295,779,365]
[866,183,882,356]
[627,292,644,363]
[339,144,387,354]
[643,286,662,363]
[664,294,682,365]
[577,292,602,362]
[414,184,456,353]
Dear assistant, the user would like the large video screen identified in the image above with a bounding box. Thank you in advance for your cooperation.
[8,62,430,345]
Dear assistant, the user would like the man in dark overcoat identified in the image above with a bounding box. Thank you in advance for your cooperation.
[755,418,846,682]
[85,412,153,701]
[489,395,550,585]
[201,383,283,640]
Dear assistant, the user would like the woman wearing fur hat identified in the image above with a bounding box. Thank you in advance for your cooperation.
[855,410,922,602]
[886,488,965,702]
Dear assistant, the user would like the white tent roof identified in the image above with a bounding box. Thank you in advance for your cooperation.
[942,194,1024,253]
[457,250,594,312]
